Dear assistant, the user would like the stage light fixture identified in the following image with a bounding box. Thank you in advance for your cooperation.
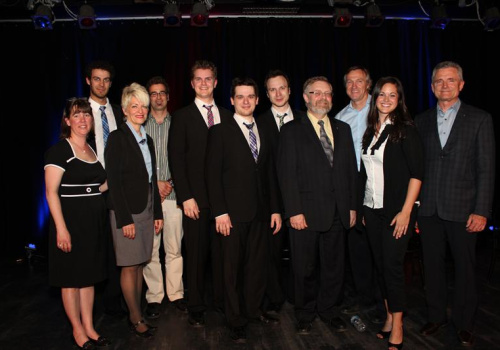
[334,7,352,28]
[430,4,450,30]
[78,4,97,29]
[191,2,209,27]
[365,3,384,28]
[483,6,500,31]
[32,4,54,30]
[164,3,181,27]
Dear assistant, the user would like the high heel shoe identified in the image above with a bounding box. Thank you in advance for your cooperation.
[388,340,403,349]
[127,319,154,338]
[376,330,391,339]
[89,336,111,347]
[71,336,96,349]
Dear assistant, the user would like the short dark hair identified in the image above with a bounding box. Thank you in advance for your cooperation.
[343,65,372,89]
[60,98,93,139]
[264,69,290,89]
[230,77,259,98]
[84,60,116,81]
[146,76,170,94]
[190,60,217,80]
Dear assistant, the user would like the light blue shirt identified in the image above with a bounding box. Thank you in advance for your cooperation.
[335,95,371,170]
[437,99,461,148]
[126,121,153,182]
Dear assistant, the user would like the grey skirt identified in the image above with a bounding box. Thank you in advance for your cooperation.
[110,188,154,266]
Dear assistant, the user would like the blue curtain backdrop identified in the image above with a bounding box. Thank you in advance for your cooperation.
[3,17,499,261]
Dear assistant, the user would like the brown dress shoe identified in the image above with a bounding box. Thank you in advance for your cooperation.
[420,322,446,336]
[457,330,474,347]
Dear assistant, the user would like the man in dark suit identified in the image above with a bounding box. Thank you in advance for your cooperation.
[277,76,358,335]
[206,77,282,343]
[168,60,232,327]
[257,69,297,313]
[85,60,127,317]
[415,61,495,346]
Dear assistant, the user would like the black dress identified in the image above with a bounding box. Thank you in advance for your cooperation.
[44,139,107,287]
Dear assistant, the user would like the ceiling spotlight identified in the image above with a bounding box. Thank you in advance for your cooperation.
[334,7,352,28]
[78,4,96,29]
[191,2,209,27]
[483,6,500,31]
[32,4,54,30]
[365,3,384,28]
[164,3,181,27]
[430,4,450,30]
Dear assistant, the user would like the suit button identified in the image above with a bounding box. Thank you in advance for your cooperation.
[86,187,92,193]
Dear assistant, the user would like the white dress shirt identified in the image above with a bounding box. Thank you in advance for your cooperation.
[194,98,221,126]
[89,97,118,168]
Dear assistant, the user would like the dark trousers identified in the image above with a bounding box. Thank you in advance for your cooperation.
[222,220,268,328]
[346,225,379,308]
[263,226,286,309]
[363,206,414,312]
[289,216,345,323]
[183,208,224,313]
[418,214,477,331]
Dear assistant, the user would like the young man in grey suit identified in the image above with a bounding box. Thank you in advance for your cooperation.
[277,76,358,335]
[415,61,495,347]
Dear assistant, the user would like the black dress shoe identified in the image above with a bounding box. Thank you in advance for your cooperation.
[250,313,280,325]
[326,316,347,332]
[388,340,403,349]
[188,311,205,327]
[457,330,474,347]
[173,298,188,313]
[89,336,111,347]
[145,302,161,319]
[420,322,446,336]
[341,302,360,315]
[229,326,247,343]
[366,309,386,324]
[296,321,312,335]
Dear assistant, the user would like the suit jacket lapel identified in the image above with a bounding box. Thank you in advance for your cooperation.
[230,117,257,164]
[302,114,332,167]
[189,102,210,132]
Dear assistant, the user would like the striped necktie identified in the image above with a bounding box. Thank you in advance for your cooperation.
[100,106,110,147]
[277,112,287,130]
[204,105,214,128]
[318,120,334,166]
[244,122,258,162]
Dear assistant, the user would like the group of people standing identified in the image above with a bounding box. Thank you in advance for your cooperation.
[44,59,495,349]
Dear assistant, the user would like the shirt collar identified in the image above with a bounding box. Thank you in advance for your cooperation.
[437,99,461,114]
[125,121,147,144]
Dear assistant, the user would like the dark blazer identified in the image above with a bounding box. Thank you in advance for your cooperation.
[277,111,357,231]
[105,123,163,228]
[88,103,124,150]
[206,116,280,222]
[415,102,495,221]
[168,102,232,209]
[359,124,424,220]
[256,108,298,157]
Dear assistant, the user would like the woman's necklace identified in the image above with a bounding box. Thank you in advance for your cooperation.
[70,138,88,153]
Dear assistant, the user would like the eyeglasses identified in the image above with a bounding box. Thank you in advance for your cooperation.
[150,91,167,98]
[308,90,333,98]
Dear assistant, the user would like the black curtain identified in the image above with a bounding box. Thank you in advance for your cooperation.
[3,17,499,261]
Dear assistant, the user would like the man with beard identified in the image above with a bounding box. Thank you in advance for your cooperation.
[84,60,126,317]
[277,76,357,334]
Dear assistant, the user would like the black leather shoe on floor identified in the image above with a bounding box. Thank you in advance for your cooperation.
[326,317,347,332]
[229,326,247,343]
[89,336,111,347]
[366,309,386,324]
[173,298,188,313]
[250,313,280,325]
[72,338,96,349]
[145,302,161,319]
[341,302,360,315]
[296,321,312,335]
[188,311,205,327]
[420,322,446,336]
[457,330,474,347]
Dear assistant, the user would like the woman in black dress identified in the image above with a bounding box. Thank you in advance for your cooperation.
[360,77,424,350]
[105,83,163,338]
[44,98,110,349]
